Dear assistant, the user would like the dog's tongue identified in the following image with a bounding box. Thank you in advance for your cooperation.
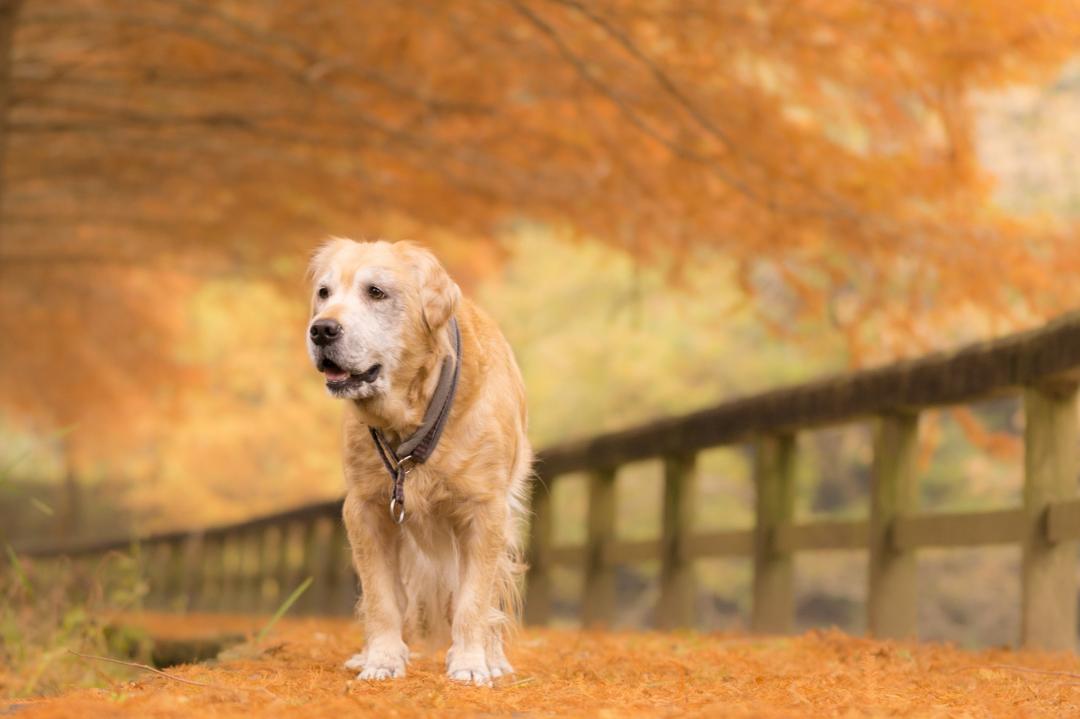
[324,367,350,382]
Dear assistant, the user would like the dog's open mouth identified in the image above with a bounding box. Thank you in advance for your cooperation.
[318,359,381,387]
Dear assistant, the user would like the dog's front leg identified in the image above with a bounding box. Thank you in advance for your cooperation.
[343,492,409,680]
[447,500,506,686]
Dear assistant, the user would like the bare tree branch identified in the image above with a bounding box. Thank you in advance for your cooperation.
[153,0,494,115]
[503,0,766,208]
[545,0,741,155]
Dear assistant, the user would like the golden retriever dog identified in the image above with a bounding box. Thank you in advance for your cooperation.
[306,238,531,685]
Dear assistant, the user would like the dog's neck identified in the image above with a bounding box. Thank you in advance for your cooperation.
[347,322,455,442]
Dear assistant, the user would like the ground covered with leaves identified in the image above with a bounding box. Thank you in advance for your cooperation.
[7,613,1080,718]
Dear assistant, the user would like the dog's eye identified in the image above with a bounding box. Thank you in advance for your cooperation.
[317,286,330,300]
[367,285,387,300]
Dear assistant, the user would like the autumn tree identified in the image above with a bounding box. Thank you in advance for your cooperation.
[1,0,1078,474]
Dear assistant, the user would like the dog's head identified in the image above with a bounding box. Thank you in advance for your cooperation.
[306,238,461,401]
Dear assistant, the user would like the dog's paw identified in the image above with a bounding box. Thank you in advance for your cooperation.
[488,657,514,679]
[358,663,405,681]
[448,666,492,686]
[485,644,514,679]
[447,650,492,686]
[351,642,408,681]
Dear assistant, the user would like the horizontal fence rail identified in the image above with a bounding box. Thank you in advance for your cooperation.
[15,310,1080,649]
[16,500,353,617]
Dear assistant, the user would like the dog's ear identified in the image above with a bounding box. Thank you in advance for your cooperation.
[308,236,351,284]
[398,242,461,334]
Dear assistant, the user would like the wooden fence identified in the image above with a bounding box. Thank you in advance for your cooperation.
[18,311,1080,650]
[18,500,356,617]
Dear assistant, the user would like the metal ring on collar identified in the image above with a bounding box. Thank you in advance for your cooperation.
[389,496,406,524]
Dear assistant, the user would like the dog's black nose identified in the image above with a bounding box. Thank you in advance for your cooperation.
[309,318,342,346]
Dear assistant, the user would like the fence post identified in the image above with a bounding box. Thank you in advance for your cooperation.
[152,541,170,608]
[322,517,351,616]
[583,466,617,627]
[200,533,225,612]
[256,525,278,613]
[296,519,315,614]
[304,517,333,614]
[163,537,187,611]
[752,434,796,633]
[239,526,262,613]
[1021,382,1079,651]
[179,531,204,611]
[331,518,358,616]
[220,531,242,612]
[147,541,173,609]
[868,411,920,639]
[657,452,697,629]
[524,478,553,625]
[276,522,299,608]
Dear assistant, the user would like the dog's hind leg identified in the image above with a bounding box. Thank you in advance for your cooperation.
[446,500,510,686]
[483,444,530,679]
[484,546,523,678]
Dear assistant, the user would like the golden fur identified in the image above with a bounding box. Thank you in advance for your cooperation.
[306,239,531,685]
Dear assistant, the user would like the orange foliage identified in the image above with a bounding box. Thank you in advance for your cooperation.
[16,614,1080,717]
[0,265,197,468]
[1,1,1079,465]
[950,406,1021,461]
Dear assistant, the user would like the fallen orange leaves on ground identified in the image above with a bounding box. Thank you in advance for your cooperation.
[10,613,1080,718]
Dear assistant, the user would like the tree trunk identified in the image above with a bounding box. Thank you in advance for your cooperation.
[0,0,22,247]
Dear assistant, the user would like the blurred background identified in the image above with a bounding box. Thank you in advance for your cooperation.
[2,0,1080,687]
